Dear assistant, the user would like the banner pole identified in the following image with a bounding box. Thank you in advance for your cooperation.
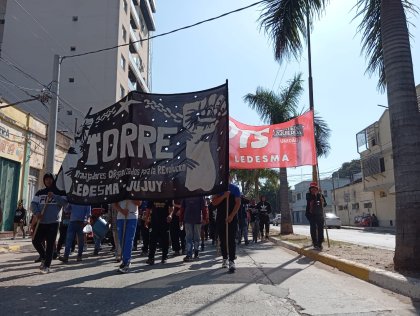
[32,198,51,241]
[226,194,229,259]
[317,165,330,248]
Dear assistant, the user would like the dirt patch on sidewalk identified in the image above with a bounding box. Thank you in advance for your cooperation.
[276,234,395,272]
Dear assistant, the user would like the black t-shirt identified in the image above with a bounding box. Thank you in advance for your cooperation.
[148,200,172,226]
[14,208,26,223]
[257,201,272,217]
[248,204,259,222]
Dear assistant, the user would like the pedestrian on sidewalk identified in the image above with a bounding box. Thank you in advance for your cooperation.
[180,196,207,262]
[56,207,71,257]
[305,182,327,250]
[248,198,259,243]
[170,199,185,257]
[237,195,250,245]
[59,203,91,263]
[257,195,272,240]
[113,199,141,273]
[12,200,27,239]
[145,200,173,265]
[31,173,67,273]
[212,173,241,273]
[139,201,150,256]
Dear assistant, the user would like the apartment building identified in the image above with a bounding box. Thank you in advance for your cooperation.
[0,0,156,135]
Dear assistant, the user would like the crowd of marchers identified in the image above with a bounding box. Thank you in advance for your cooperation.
[12,172,278,275]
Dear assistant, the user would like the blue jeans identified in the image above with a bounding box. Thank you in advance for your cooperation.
[64,221,84,258]
[117,218,138,265]
[185,223,201,257]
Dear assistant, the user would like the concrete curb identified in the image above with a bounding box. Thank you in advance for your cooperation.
[269,236,420,299]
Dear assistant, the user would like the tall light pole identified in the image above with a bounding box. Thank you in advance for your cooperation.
[45,54,61,173]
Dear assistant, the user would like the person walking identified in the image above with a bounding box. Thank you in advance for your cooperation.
[180,196,208,262]
[56,207,70,257]
[12,200,27,239]
[212,174,241,273]
[113,199,141,273]
[31,173,67,273]
[59,203,91,263]
[305,182,327,250]
[145,200,173,265]
[257,195,272,240]
[170,199,185,257]
[237,196,250,245]
[138,201,150,256]
[248,198,259,243]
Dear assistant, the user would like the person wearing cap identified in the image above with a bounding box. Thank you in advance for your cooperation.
[305,182,327,250]
[31,173,68,273]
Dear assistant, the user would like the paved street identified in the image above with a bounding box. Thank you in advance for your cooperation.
[1,240,417,315]
[272,225,395,250]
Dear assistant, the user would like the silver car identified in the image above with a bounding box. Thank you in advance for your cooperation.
[325,213,341,229]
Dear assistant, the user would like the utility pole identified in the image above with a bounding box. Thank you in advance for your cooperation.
[45,54,61,173]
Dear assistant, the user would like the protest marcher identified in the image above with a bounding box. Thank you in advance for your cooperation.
[170,199,185,257]
[56,207,70,257]
[139,201,150,256]
[305,182,327,250]
[145,200,173,265]
[206,197,217,246]
[257,195,272,240]
[237,196,250,245]
[31,173,67,273]
[113,199,141,273]
[90,205,106,256]
[59,203,91,263]
[248,199,259,243]
[108,204,122,261]
[212,174,241,273]
[12,200,27,239]
[180,196,207,262]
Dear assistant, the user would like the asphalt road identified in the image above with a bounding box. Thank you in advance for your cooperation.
[0,240,417,315]
[272,225,395,250]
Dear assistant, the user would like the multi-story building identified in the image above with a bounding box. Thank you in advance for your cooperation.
[0,0,156,135]
[0,0,156,231]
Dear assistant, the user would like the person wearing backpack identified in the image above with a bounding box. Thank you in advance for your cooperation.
[305,182,327,250]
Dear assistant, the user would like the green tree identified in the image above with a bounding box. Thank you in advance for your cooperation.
[332,160,362,179]
[259,0,419,271]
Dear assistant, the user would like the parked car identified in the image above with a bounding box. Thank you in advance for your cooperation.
[325,213,341,229]
[272,214,281,226]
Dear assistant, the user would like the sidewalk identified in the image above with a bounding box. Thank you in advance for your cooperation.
[268,235,420,300]
[0,234,34,253]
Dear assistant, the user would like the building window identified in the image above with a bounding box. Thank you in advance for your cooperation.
[122,26,127,42]
[364,202,372,209]
[120,85,125,98]
[0,19,5,25]
[380,157,385,172]
[120,55,126,70]
[69,78,74,83]
[323,190,328,197]
[70,46,76,51]
[352,203,359,210]
[338,205,344,211]
[379,191,387,198]
[296,193,301,201]
[343,205,348,210]
[123,0,128,13]
[72,16,78,21]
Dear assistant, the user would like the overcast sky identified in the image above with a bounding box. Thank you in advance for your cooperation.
[151,0,420,187]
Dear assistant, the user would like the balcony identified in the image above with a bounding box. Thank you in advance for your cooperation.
[140,0,156,31]
[129,25,141,52]
[128,53,149,92]
[130,0,141,30]
[128,80,137,92]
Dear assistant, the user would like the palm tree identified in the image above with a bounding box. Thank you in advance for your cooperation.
[244,73,330,234]
[232,169,279,198]
[259,0,419,271]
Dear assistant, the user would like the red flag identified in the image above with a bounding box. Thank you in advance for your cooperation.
[229,111,317,169]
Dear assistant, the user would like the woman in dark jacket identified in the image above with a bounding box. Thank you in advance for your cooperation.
[305,182,327,250]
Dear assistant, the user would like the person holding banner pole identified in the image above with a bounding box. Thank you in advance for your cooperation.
[112,199,140,273]
[212,175,241,273]
[305,182,327,250]
[31,173,67,273]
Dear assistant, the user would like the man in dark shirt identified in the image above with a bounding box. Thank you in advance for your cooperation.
[257,195,272,240]
[145,200,173,265]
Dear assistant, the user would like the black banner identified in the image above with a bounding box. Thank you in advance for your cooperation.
[56,83,229,205]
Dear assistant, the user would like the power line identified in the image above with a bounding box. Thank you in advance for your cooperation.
[62,1,265,60]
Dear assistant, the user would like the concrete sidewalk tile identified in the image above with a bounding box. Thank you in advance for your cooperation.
[268,235,420,300]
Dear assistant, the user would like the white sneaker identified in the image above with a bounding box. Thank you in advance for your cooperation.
[40,267,50,274]
[228,261,236,272]
[221,259,228,268]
